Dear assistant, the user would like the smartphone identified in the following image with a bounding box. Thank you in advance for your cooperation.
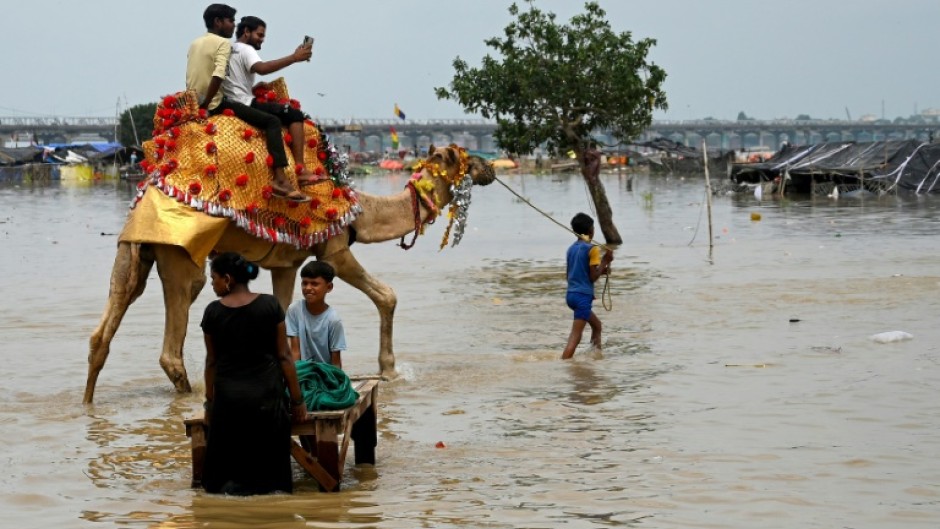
[301,36,314,61]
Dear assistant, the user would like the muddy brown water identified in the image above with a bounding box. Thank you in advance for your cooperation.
[1,172,939,528]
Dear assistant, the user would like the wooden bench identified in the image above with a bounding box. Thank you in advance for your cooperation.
[184,378,379,492]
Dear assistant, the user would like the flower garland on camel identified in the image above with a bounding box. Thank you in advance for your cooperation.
[130,78,361,249]
[404,145,473,250]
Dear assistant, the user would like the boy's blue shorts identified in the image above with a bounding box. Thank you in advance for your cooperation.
[566,292,594,321]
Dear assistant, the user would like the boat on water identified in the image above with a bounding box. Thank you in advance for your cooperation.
[378,159,405,171]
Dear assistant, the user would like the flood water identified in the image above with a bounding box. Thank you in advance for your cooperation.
[1,170,939,529]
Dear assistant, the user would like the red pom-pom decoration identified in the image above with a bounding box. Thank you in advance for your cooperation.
[310,198,321,210]
[155,137,167,148]
[155,148,165,160]
[162,95,177,108]
[283,133,292,144]
[198,109,208,119]
[289,99,301,109]
[204,164,218,177]
[205,141,218,155]
[170,126,181,138]
[188,182,202,195]
[218,189,232,202]
[161,118,174,128]
[277,98,289,106]
[326,207,338,219]
[261,185,274,200]
[306,138,318,149]
[246,202,259,215]
[243,129,254,140]
[314,166,325,176]
[295,163,304,174]
[204,123,217,135]
[274,216,288,228]
[265,90,277,102]
[166,139,177,151]
[299,216,312,228]
[317,151,328,161]
[245,152,255,163]
[167,159,179,170]
[265,154,274,167]
[331,188,343,199]
[222,108,235,117]
[235,174,249,186]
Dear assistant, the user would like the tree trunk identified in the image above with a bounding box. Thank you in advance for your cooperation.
[577,147,623,245]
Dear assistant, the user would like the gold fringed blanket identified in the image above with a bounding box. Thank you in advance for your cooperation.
[123,78,361,257]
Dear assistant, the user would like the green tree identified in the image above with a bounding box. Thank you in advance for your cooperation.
[435,1,666,245]
[118,102,157,147]
[737,111,750,121]
[795,114,812,121]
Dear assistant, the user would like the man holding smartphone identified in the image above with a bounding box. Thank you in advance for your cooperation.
[222,16,321,186]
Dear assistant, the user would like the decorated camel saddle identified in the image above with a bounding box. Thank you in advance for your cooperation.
[122,78,360,263]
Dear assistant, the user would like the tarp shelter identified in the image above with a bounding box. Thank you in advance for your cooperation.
[0,146,43,165]
[730,140,940,194]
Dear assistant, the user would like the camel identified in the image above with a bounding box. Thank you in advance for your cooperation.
[84,143,495,403]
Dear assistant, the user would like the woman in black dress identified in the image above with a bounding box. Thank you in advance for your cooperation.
[200,252,307,495]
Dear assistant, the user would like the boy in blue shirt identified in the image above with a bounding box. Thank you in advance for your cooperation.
[562,213,614,359]
[286,261,346,368]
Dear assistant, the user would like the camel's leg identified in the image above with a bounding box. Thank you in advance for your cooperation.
[85,242,155,403]
[270,265,301,312]
[323,247,397,377]
[153,245,207,394]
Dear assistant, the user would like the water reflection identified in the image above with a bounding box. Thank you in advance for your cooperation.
[84,395,193,492]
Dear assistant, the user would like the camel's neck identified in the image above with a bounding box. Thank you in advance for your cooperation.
[351,182,448,244]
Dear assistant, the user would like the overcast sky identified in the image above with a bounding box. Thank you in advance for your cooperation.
[3,0,938,122]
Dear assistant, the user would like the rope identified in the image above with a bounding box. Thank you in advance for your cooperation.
[493,174,613,311]
[686,187,707,246]
[398,182,421,250]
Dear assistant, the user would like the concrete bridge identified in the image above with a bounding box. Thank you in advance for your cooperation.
[2,115,935,151]
[0,116,120,145]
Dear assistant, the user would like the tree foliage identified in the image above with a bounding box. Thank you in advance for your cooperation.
[435,1,667,156]
[119,102,157,147]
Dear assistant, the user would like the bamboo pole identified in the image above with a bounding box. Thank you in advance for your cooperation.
[702,140,714,264]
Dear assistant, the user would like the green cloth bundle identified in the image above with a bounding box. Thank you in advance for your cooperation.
[292,360,359,411]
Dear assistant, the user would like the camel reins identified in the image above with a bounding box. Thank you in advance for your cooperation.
[399,181,423,250]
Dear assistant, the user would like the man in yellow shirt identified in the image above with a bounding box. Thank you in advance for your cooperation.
[186,4,236,114]
[186,4,307,202]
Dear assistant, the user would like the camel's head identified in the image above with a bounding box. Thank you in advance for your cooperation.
[426,144,496,187]
[416,144,495,249]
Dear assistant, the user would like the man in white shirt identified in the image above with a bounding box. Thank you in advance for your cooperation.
[223,16,322,186]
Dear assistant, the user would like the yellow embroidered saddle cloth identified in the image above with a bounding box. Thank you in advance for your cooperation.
[120,78,360,262]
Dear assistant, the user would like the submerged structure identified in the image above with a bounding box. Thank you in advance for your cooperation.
[730,140,940,195]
